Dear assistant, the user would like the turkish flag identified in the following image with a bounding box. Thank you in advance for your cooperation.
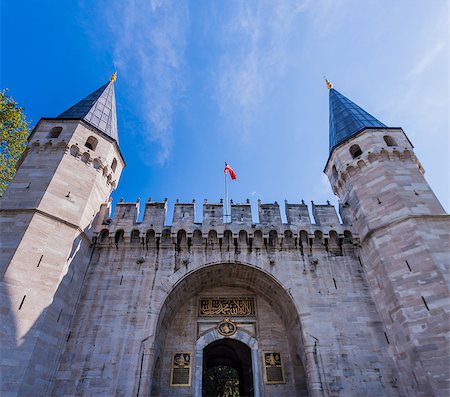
[224,163,237,180]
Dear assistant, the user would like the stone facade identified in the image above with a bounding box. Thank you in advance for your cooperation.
[324,128,450,396]
[0,82,449,397]
[0,118,124,396]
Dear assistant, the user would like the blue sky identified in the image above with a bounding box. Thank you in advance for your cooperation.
[1,0,448,222]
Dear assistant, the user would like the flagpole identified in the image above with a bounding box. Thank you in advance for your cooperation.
[224,163,229,222]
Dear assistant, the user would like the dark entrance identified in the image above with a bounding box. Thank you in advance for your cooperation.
[202,339,254,397]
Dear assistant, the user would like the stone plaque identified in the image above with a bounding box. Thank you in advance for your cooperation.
[263,352,285,384]
[170,352,191,387]
[199,297,255,316]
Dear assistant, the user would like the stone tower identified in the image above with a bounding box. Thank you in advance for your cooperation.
[324,81,450,396]
[0,75,125,396]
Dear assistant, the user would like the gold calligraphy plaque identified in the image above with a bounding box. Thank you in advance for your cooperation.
[263,352,285,384]
[170,352,191,387]
[199,297,255,317]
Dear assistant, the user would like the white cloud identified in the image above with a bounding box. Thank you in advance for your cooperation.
[213,1,309,140]
[406,40,446,79]
[90,0,189,164]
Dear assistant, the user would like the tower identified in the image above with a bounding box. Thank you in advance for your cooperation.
[324,81,449,396]
[0,74,125,396]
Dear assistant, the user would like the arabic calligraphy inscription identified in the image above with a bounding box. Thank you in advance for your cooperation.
[199,297,255,317]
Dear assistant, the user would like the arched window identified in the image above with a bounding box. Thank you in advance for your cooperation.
[299,230,309,247]
[332,165,338,179]
[161,229,172,246]
[343,230,353,244]
[115,230,125,245]
[223,230,233,250]
[49,126,62,138]
[85,136,98,151]
[111,158,118,172]
[99,229,109,244]
[80,152,90,163]
[349,144,362,159]
[253,230,263,248]
[313,230,323,245]
[329,230,339,246]
[192,229,203,246]
[208,230,218,247]
[239,230,248,246]
[93,158,102,170]
[383,135,396,147]
[177,230,187,250]
[269,230,278,248]
[69,145,79,157]
[146,230,156,248]
[283,230,294,248]
[131,229,140,244]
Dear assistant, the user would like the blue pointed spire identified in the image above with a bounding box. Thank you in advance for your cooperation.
[329,87,386,153]
[58,77,119,143]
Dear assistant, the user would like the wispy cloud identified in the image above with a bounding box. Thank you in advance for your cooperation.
[87,0,189,164]
[213,1,308,140]
[406,40,446,79]
[385,3,448,131]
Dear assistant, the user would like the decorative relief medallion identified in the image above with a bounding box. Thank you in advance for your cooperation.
[199,297,255,317]
[170,352,191,387]
[217,317,237,336]
[263,352,285,384]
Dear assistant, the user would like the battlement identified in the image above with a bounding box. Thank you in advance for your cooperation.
[95,198,358,251]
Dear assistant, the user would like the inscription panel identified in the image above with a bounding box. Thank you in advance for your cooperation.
[170,352,191,387]
[263,352,285,384]
[199,297,255,316]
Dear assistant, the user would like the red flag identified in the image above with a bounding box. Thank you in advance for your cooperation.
[224,162,237,180]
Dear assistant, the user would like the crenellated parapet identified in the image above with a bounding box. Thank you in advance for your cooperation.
[94,198,358,253]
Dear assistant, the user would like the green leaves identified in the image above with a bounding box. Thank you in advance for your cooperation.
[0,89,30,195]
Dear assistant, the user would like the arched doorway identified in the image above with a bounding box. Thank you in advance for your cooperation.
[145,262,311,397]
[203,339,253,397]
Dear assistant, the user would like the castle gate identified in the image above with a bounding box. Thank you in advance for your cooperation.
[199,331,256,396]
[147,262,310,397]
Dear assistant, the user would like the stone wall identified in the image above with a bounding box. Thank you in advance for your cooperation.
[52,204,402,396]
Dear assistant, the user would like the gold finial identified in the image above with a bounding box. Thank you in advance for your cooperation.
[110,71,117,82]
[325,77,333,90]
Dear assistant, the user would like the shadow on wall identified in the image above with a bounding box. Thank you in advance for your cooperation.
[0,223,95,395]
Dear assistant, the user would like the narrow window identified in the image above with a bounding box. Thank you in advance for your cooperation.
[111,158,118,172]
[37,254,43,267]
[384,332,390,344]
[405,260,412,272]
[84,136,98,151]
[57,309,63,322]
[349,144,362,159]
[48,126,62,138]
[383,135,396,147]
[421,296,430,311]
[19,295,26,310]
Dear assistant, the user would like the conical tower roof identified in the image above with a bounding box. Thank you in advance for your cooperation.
[58,76,118,142]
[328,85,386,153]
